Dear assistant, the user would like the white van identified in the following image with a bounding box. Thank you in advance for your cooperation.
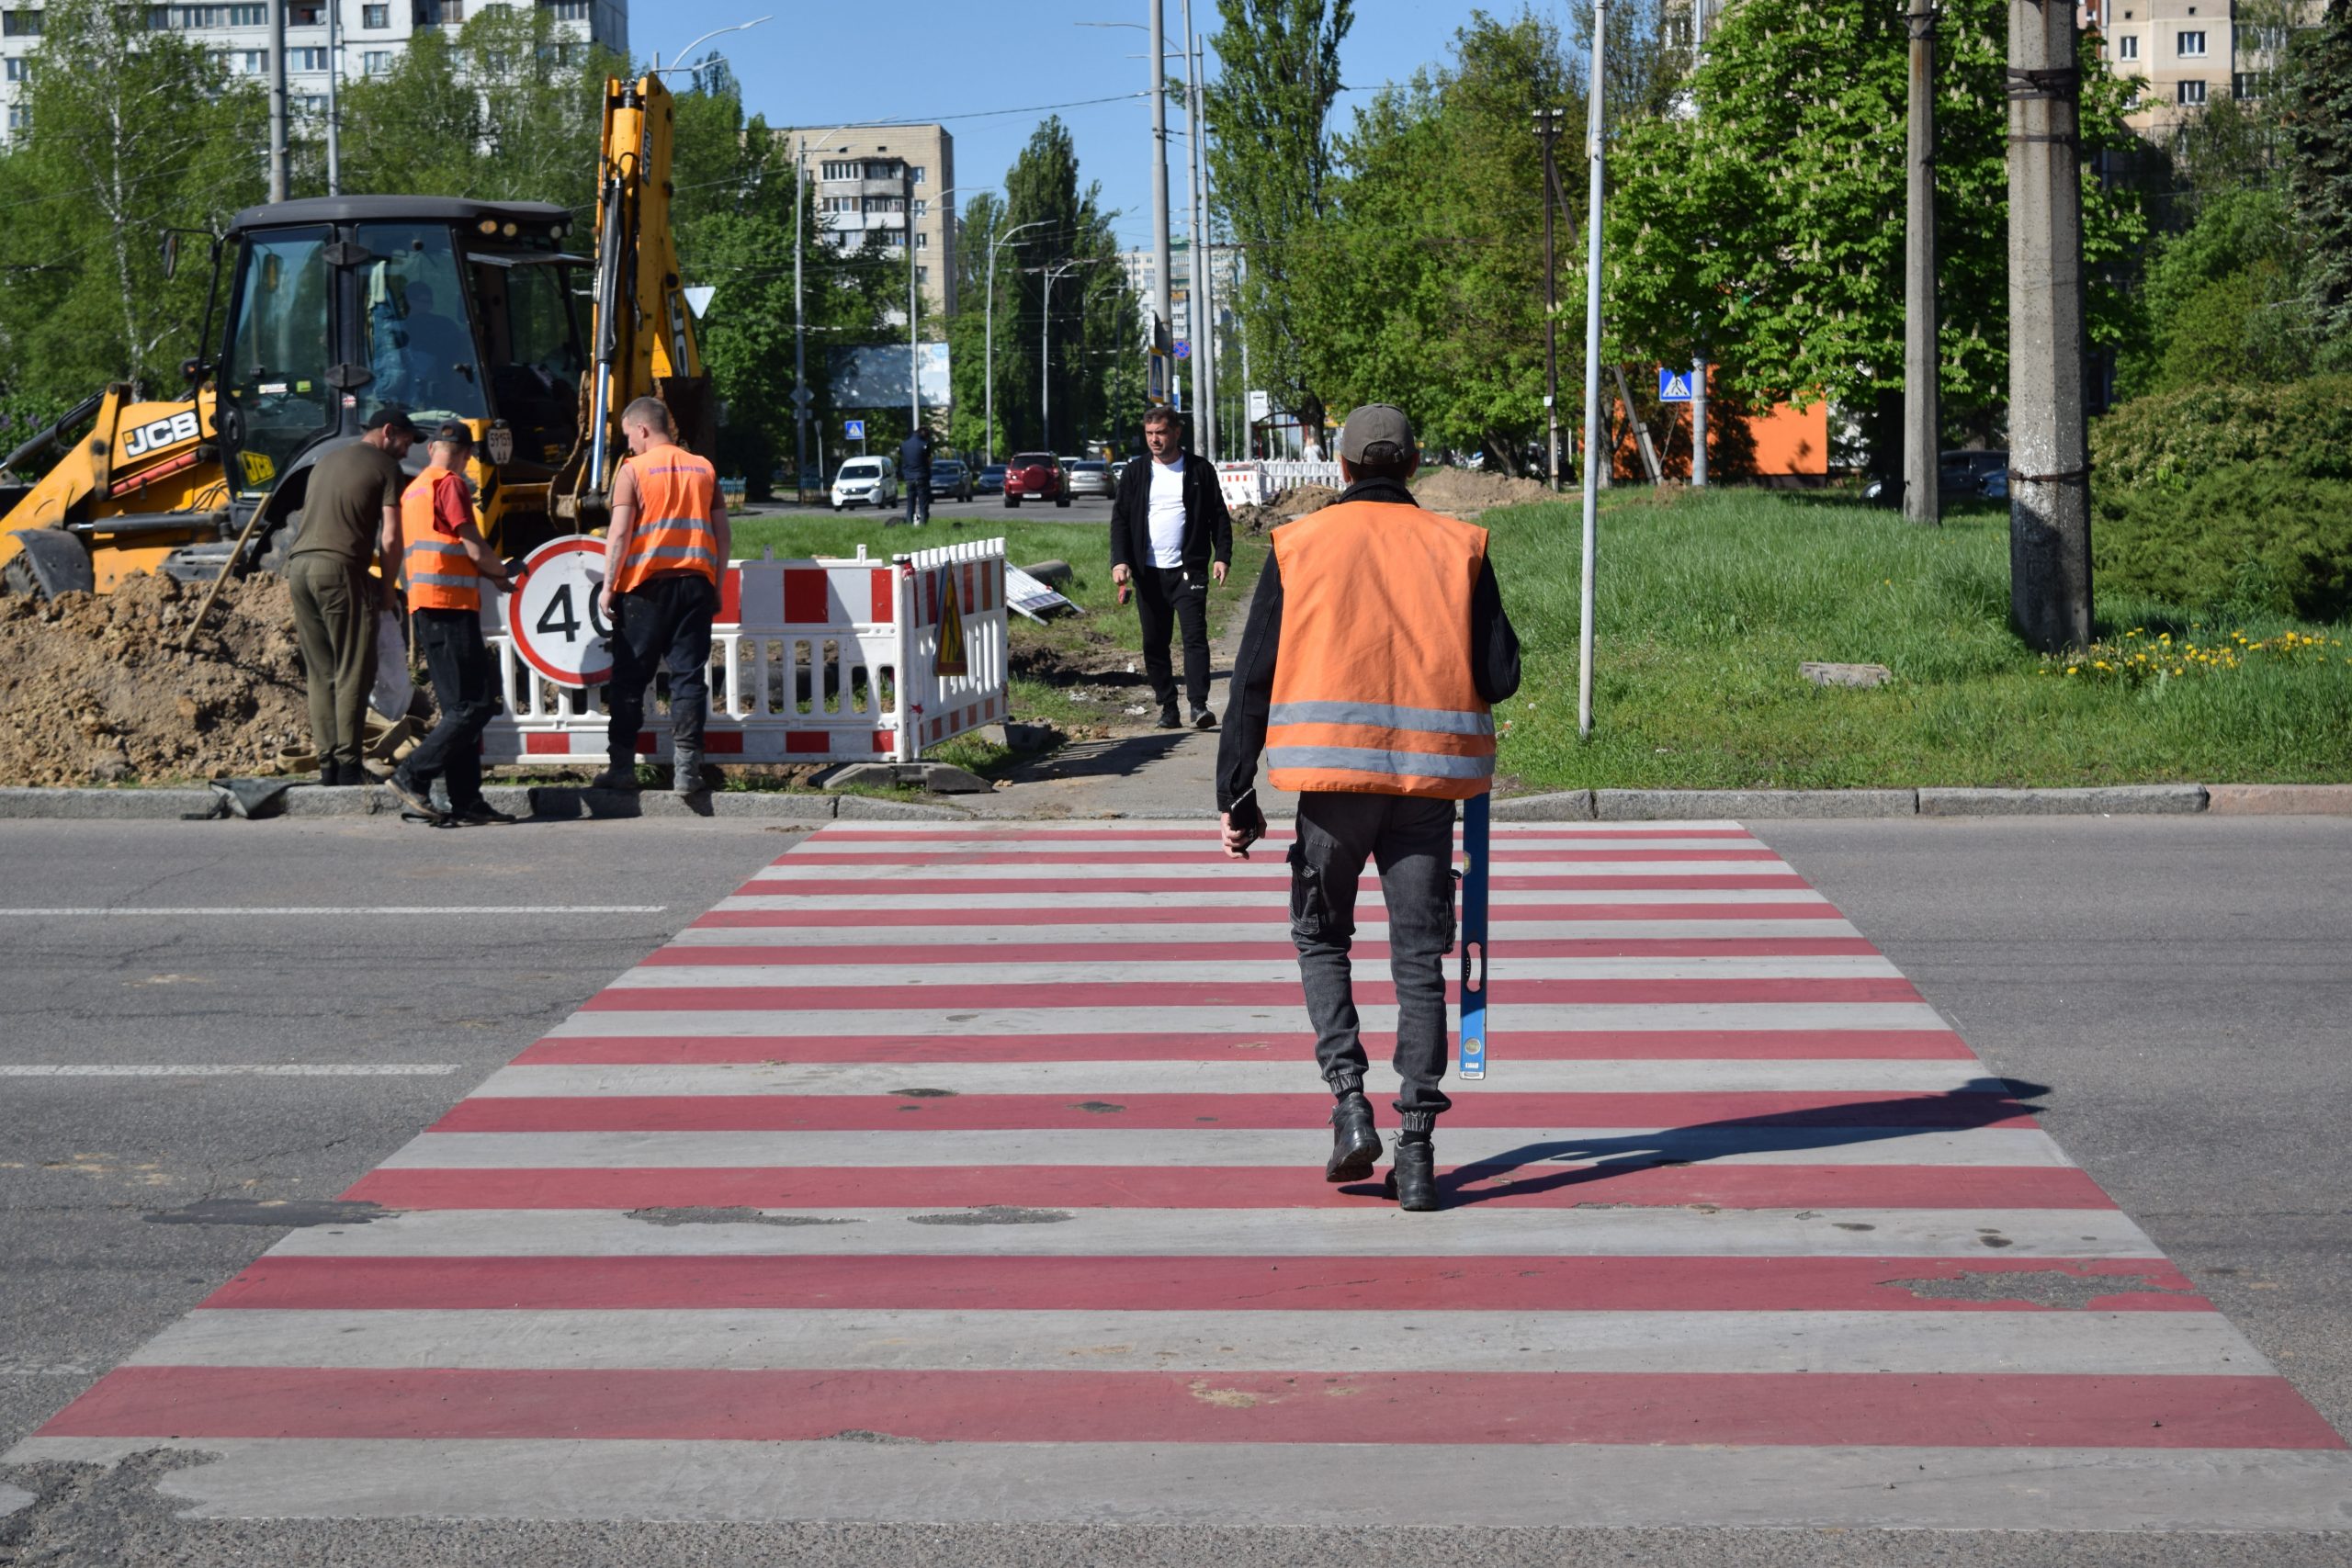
[831,456,899,511]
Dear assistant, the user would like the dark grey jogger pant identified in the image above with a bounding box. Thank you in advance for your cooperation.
[1287,790,1458,1132]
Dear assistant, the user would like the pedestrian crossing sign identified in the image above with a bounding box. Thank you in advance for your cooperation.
[1658,367,1695,402]
[933,568,968,678]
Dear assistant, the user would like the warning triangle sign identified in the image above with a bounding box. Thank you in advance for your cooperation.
[933,567,969,678]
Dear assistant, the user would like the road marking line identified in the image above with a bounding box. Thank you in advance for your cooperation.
[0,1065,463,1077]
[0,907,667,916]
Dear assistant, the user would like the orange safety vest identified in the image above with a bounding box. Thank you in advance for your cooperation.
[399,466,480,613]
[1265,499,1495,801]
[611,442,719,594]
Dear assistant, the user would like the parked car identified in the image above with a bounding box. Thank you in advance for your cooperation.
[1003,451,1069,509]
[976,463,1008,495]
[831,456,899,511]
[1065,459,1114,501]
[930,457,974,503]
[1860,449,2010,507]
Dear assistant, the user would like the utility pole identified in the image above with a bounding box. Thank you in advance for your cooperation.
[986,219,1050,466]
[267,0,288,204]
[1148,0,1175,400]
[1690,356,1708,486]
[324,0,342,197]
[1182,0,1216,462]
[1532,107,1567,491]
[1577,0,1607,739]
[2007,0,2093,649]
[1904,2,1940,525]
[904,160,921,436]
[1041,259,1082,453]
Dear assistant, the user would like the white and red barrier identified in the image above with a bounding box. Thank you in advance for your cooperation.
[477,536,1008,767]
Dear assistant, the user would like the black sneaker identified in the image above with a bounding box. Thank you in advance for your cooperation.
[450,801,518,826]
[386,771,447,824]
[1155,703,1182,729]
[1192,707,1217,730]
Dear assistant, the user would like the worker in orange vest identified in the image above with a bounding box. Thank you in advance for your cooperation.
[387,422,519,828]
[593,396,729,796]
[1215,405,1521,1211]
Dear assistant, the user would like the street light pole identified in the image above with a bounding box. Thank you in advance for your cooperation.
[324,0,340,197]
[1148,0,1175,386]
[266,0,288,203]
[794,130,851,504]
[1904,2,1941,525]
[987,219,1052,465]
[1041,258,1082,454]
[1181,0,1215,462]
[1577,0,1607,739]
[904,159,920,436]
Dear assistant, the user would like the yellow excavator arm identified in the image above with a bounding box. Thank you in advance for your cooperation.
[556,72,714,526]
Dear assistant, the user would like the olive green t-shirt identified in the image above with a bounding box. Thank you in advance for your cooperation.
[292,441,405,564]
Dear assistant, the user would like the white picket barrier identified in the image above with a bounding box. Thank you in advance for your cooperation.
[1217,460,1270,509]
[1261,459,1343,492]
[477,536,1008,767]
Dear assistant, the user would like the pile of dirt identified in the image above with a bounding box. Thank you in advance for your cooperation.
[0,570,312,786]
[1234,482,1343,534]
[1410,467,1556,514]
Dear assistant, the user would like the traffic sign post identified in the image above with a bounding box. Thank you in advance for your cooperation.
[503,537,614,688]
[845,418,866,455]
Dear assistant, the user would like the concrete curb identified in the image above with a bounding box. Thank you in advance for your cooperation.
[0,781,2335,823]
[0,784,967,822]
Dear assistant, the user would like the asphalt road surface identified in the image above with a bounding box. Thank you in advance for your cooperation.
[1,813,2346,1566]
[748,491,1119,525]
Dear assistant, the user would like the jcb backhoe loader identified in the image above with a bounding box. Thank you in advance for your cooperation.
[0,73,707,601]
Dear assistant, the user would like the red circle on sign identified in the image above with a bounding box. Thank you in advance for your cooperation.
[506,536,615,688]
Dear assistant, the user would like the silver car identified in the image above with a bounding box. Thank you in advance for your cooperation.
[1065,459,1114,501]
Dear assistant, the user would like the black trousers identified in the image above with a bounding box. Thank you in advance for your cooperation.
[902,480,930,525]
[1134,563,1209,712]
[605,570,718,763]
[1288,791,1459,1132]
[405,607,493,810]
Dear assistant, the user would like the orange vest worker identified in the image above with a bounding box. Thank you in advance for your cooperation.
[1263,498,1495,800]
[611,443,719,594]
[399,465,480,612]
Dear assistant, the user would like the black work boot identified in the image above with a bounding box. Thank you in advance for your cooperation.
[673,745,707,796]
[1324,1091,1381,1183]
[1155,702,1182,728]
[1385,1135,1441,1212]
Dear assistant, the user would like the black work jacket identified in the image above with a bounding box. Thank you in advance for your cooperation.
[1110,451,1234,577]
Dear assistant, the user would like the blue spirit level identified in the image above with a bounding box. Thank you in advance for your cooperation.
[1459,792,1489,1080]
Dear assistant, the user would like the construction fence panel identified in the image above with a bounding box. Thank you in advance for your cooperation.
[1261,459,1343,493]
[477,537,1007,767]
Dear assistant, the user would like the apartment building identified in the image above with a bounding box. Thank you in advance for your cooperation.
[778,124,957,321]
[1118,236,1238,350]
[0,1,628,138]
[2083,0,2310,137]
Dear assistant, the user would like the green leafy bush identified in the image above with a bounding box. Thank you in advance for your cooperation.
[2091,378,2352,492]
[2095,461,2352,619]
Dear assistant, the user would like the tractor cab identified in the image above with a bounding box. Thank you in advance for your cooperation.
[211,196,590,558]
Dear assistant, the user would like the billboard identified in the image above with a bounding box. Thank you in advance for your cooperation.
[831,343,952,410]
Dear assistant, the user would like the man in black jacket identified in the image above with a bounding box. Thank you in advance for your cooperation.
[1110,406,1233,728]
[897,427,933,527]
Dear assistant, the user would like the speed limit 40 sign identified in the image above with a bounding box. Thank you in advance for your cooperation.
[507,536,614,686]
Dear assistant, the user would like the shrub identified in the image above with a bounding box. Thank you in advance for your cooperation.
[2095,461,2352,619]
[2091,377,2352,492]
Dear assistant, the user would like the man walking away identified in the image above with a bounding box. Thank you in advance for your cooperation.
[1110,405,1231,728]
[898,426,933,528]
[593,397,729,797]
[387,423,518,828]
[1216,405,1521,1212]
[289,408,418,785]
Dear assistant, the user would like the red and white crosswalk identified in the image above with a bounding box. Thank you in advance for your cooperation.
[14,820,2350,1529]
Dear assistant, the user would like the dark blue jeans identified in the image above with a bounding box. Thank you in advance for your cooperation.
[605,570,718,764]
[903,480,931,525]
[1289,791,1459,1132]
[404,607,493,810]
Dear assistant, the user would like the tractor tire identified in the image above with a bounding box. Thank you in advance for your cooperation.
[1,554,40,599]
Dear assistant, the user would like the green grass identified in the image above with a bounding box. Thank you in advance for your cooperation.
[1488,489,2352,790]
[729,509,1272,743]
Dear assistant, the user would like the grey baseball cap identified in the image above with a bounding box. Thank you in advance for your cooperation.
[1338,403,1414,462]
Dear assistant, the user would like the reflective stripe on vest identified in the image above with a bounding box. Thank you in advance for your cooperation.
[1265,499,1494,802]
[613,443,719,594]
[399,468,479,612]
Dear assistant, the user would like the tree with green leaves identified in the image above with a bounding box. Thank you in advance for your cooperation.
[1603,0,2144,462]
[2290,0,2352,366]
[0,0,266,408]
[1204,0,1352,437]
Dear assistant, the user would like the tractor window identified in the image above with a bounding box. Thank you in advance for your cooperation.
[222,226,333,494]
[355,224,485,427]
[471,256,584,468]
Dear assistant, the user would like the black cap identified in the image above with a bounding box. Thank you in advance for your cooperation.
[364,407,423,437]
[430,421,474,447]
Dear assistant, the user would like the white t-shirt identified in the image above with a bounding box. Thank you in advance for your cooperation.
[1146,455,1188,568]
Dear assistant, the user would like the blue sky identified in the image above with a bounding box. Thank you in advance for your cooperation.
[644,1,1516,252]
